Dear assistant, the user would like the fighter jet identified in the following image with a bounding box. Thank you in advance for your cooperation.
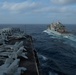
[0,41,27,58]
[0,59,20,75]
[4,41,23,50]
[0,34,7,45]
[0,58,27,75]
[13,46,28,59]
[8,30,26,40]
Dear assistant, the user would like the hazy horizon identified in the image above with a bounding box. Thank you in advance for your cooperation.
[0,23,76,25]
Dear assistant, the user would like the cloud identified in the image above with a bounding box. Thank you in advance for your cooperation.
[33,6,76,14]
[51,0,76,5]
[1,0,76,14]
[1,1,40,13]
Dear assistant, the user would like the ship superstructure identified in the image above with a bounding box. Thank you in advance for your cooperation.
[44,22,76,42]
[48,22,67,33]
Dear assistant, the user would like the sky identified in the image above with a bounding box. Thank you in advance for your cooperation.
[0,0,76,24]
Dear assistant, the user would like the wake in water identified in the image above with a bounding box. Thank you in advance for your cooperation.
[50,34,76,48]
[38,54,59,75]
[49,71,58,75]
[63,38,76,48]
[44,30,76,48]
[38,54,48,61]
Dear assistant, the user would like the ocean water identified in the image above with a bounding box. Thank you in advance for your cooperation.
[0,24,76,75]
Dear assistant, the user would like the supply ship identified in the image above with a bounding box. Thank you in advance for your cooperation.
[43,22,76,42]
[0,28,40,75]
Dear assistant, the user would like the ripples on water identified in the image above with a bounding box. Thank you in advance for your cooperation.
[0,24,76,75]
